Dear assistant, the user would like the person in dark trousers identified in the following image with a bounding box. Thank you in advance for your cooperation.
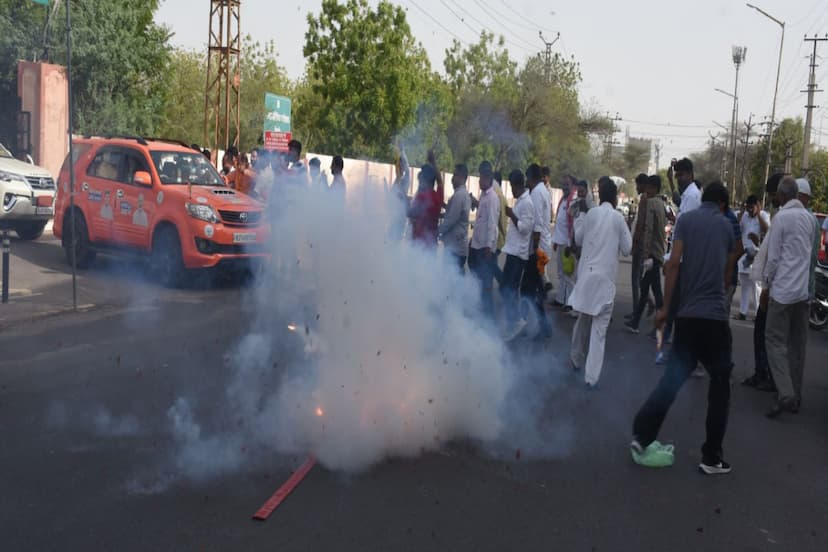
[522,163,553,338]
[625,175,666,333]
[629,173,650,314]
[630,182,738,475]
[501,170,535,339]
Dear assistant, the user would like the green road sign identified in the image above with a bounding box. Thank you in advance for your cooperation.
[264,93,291,133]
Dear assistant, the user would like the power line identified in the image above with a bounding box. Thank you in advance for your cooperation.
[497,0,558,35]
[404,0,469,46]
[445,0,538,54]
[621,118,712,129]
[471,0,544,52]
[437,0,480,39]
[475,0,554,36]
[790,0,824,28]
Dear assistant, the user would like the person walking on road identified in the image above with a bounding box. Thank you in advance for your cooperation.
[552,175,578,308]
[763,177,820,418]
[523,163,553,337]
[625,175,666,334]
[630,182,738,474]
[629,173,650,314]
[736,195,770,321]
[568,177,632,388]
[501,170,535,340]
[468,161,500,317]
[438,164,472,272]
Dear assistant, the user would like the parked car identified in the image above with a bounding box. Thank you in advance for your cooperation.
[53,136,270,286]
[0,142,56,239]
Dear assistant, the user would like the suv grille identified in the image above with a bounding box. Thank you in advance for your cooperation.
[26,176,56,190]
[219,210,262,226]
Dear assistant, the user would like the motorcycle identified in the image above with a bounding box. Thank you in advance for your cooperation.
[810,261,828,330]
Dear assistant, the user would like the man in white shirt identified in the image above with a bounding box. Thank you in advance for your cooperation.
[523,163,553,337]
[552,175,578,307]
[438,164,472,272]
[736,195,770,319]
[501,170,535,339]
[469,161,500,317]
[568,177,632,388]
[763,177,818,418]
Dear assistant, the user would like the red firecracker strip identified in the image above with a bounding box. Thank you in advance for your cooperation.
[252,455,317,521]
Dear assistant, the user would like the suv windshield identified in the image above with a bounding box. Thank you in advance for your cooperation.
[150,151,225,186]
[0,143,12,158]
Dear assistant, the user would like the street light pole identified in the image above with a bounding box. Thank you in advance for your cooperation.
[714,89,737,187]
[65,0,77,311]
[746,3,784,200]
[731,46,747,201]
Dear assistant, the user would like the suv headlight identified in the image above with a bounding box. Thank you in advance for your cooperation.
[185,202,219,223]
[0,170,25,183]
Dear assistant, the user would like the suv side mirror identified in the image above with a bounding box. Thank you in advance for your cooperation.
[134,171,152,187]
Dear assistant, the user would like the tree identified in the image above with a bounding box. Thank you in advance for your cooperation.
[0,0,53,150]
[156,48,206,144]
[747,117,804,196]
[49,0,172,135]
[301,0,431,160]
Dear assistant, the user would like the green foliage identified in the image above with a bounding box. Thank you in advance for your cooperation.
[49,0,172,135]
[300,0,431,160]
[747,117,804,196]
[0,0,51,149]
[156,48,205,144]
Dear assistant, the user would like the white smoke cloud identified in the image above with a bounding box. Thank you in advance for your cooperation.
[166,167,572,474]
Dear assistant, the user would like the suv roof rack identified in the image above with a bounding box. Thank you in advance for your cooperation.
[82,134,148,146]
[144,137,195,149]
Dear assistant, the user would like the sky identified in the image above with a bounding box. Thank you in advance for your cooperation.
[156,0,828,165]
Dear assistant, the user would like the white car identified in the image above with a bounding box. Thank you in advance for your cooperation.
[0,143,56,240]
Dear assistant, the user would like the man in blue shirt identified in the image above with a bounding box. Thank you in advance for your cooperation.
[630,182,739,475]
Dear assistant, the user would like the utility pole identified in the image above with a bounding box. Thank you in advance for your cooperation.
[604,112,621,165]
[738,114,755,199]
[802,34,827,174]
[783,137,796,174]
[538,31,560,83]
[204,0,242,154]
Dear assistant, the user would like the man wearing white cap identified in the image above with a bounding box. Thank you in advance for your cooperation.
[762,177,818,418]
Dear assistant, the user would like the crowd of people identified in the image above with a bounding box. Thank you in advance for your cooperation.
[188,139,347,201]
[399,152,824,476]
[192,138,823,476]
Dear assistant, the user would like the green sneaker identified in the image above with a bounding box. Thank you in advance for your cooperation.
[630,439,675,468]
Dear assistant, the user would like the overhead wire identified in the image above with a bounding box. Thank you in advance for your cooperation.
[621,118,713,129]
[445,0,539,54]
[474,0,554,36]
[497,0,558,35]
[404,0,469,46]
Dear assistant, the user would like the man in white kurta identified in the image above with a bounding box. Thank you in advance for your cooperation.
[568,177,633,387]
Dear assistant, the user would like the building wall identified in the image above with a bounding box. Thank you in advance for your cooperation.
[17,61,68,179]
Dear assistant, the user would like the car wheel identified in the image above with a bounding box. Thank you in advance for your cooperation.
[809,301,828,330]
[62,211,96,268]
[151,226,185,287]
[14,220,48,240]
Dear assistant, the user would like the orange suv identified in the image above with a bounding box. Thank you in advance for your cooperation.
[54,136,270,285]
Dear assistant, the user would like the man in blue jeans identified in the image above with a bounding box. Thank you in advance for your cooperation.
[630,182,739,475]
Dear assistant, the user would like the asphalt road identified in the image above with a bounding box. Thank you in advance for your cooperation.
[1,235,827,551]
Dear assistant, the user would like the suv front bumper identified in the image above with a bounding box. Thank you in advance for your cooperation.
[1,179,54,223]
